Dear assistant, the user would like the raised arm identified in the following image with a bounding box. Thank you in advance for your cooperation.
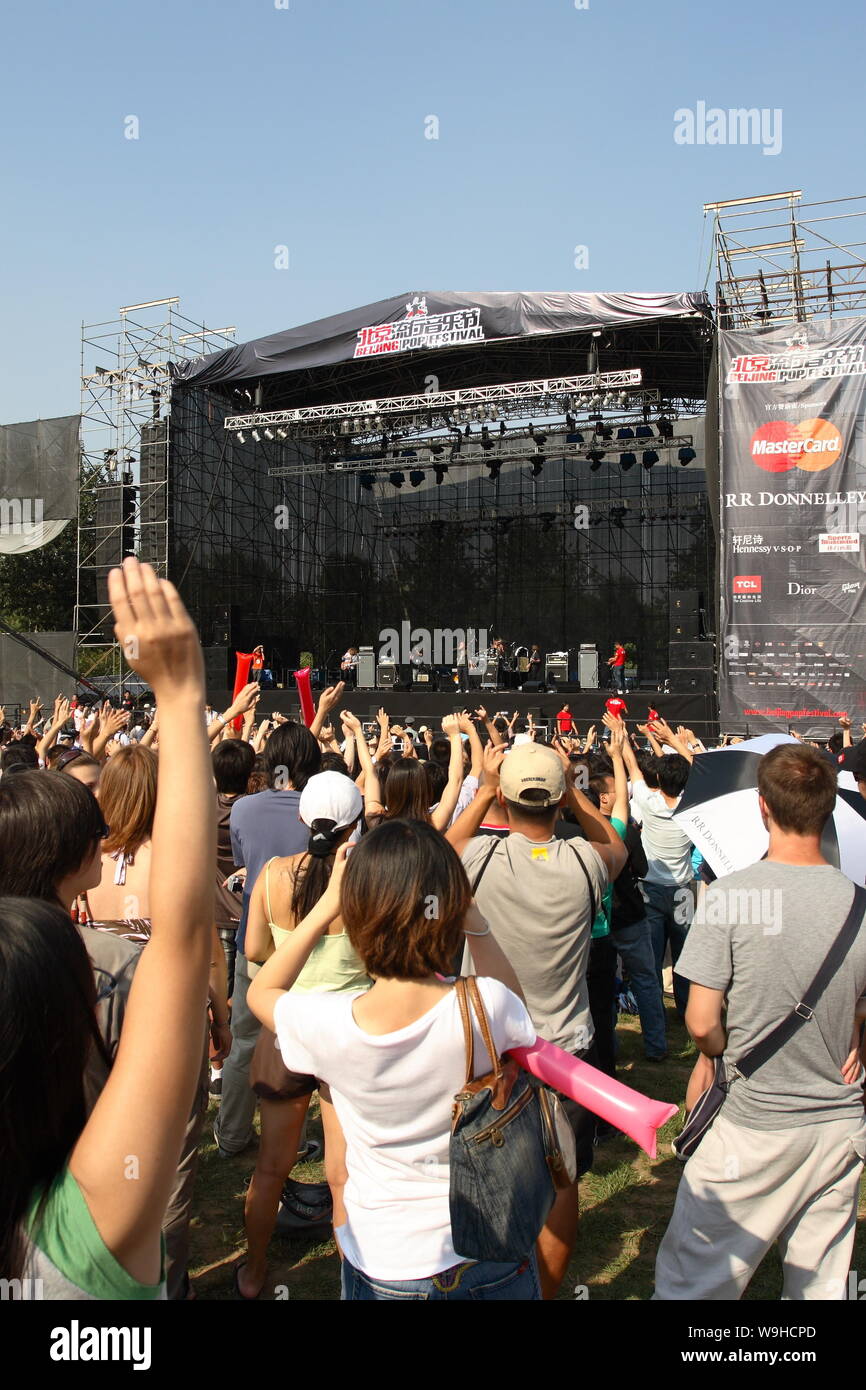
[309,682,345,741]
[342,711,383,819]
[446,742,504,856]
[563,766,627,879]
[602,713,629,825]
[649,717,693,764]
[430,715,466,832]
[36,696,70,762]
[69,558,215,1287]
[459,710,483,779]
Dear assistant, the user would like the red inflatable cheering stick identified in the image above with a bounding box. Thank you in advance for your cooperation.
[294,668,316,729]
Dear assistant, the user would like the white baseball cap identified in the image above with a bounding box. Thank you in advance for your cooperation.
[298,771,363,831]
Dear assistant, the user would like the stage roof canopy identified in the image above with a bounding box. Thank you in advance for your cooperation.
[172,290,713,408]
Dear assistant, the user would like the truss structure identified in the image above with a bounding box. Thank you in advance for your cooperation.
[76,299,236,682]
[707,191,866,328]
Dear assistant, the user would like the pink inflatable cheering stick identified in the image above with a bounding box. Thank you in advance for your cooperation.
[231,652,254,731]
[294,667,316,729]
[510,1037,678,1159]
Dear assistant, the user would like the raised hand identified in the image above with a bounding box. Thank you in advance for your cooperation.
[317,682,346,716]
[107,558,204,702]
[475,705,488,721]
[29,698,43,719]
[376,707,389,728]
[441,713,461,738]
[340,710,362,735]
[481,742,506,786]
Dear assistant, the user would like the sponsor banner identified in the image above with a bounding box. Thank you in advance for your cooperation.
[719,319,866,730]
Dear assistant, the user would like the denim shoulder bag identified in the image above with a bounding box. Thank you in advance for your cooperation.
[449,976,569,1263]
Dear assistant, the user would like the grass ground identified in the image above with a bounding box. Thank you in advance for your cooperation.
[188,1002,866,1300]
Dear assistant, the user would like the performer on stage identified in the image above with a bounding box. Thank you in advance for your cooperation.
[340,646,360,686]
[528,644,543,683]
[606,639,627,693]
[251,645,266,684]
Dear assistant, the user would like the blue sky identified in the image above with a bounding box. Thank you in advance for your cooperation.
[0,0,862,422]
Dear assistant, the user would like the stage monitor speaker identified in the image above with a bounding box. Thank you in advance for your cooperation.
[669,668,714,696]
[376,662,397,688]
[578,649,599,689]
[670,613,700,640]
[357,646,375,687]
[522,680,545,692]
[545,660,568,684]
[671,589,702,614]
[669,641,715,669]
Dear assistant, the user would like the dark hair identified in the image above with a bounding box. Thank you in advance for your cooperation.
[758,744,837,836]
[382,759,432,822]
[0,898,98,1279]
[827,732,844,755]
[2,745,38,774]
[424,760,447,803]
[213,739,256,795]
[289,815,358,924]
[656,754,690,798]
[493,718,508,734]
[636,750,659,788]
[17,734,37,750]
[341,819,471,979]
[247,754,270,794]
[320,751,353,777]
[503,792,560,822]
[0,772,105,900]
[428,736,451,767]
[100,746,157,856]
[47,746,100,775]
[263,722,321,790]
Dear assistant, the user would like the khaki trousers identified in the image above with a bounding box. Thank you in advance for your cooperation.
[654,1110,866,1301]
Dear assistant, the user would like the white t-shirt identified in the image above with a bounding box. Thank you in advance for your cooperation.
[631,780,693,886]
[273,976,535,1280]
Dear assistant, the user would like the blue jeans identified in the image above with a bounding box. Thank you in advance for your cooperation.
[640,881,693,1020]
[611,916,668,1058]
[341,1253,542,1301]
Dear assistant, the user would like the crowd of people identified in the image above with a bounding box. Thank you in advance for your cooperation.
[2,558,866,1302]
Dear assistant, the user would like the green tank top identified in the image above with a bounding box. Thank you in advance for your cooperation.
[265,857,369,995]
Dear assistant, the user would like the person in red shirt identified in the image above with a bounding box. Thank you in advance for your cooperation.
[556,704,574,735]
[606,641,627,694]
[251,646,265,684]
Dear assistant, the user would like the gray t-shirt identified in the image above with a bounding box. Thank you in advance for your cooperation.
[677,862,866,1130]
[461,832,608,1054]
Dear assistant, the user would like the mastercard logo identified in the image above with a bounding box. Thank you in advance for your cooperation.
[749,419,842,473]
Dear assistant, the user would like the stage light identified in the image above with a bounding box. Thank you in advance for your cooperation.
[464,424,472,438]
[636,424,653,439]
[678,447,696,466]
[251,430,261,443]
[657,415,674,440]
[618,392,630,409]
[277,427,288,440]
[616,426,635,440]
[620,452,637,471]
[379,435,389,456]
[103,449,117,462]
[529,423,547,447]
[450,430,462,454]
[595,422,613,442]
[565,412,577,431]
[429,442,444,456]
[449,444,460,463]
[586,450,605,471]
[480,427,495,451]
[235,431,246,444]
[389,471,405,488]
[339,419,353,434]
[487,461,502,481]
[489,406,499,420]
[530,459,544,477]
[264,428,274,440]
[409,470,425,488]
[642,449,660,470]
[434,464,449,484]
[566,431,584,444]
[359,472,376,491]
[499,421,506,436]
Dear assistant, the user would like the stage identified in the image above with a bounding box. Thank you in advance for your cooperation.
[208,685,718,737]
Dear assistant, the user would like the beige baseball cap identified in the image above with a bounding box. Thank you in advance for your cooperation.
[499,742,565,808]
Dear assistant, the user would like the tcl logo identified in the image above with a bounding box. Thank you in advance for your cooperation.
[733,575,762,593]
[749,419,842,474]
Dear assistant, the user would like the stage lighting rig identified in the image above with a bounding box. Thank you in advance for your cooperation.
[389,471,405,488]
[642,449,660,470]
[359,473,376,491]
[620,452,637,471]
[530,459,544,477]
[657,415,674,440]
[409,470,425,487]
[587,450,605,471]
[678,447,696,466]
[487,461,502,481]
[434,464,449,484]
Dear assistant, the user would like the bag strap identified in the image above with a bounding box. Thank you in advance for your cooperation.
[737,884,866,1079]
[455,978,476,1086]
[470,837,501,894]
[566,841,598,928]
[465,975,504,1084]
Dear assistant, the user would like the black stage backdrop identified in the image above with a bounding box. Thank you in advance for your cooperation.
[718,319,866,733]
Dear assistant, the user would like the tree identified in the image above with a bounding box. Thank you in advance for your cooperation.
[0,519,80,631]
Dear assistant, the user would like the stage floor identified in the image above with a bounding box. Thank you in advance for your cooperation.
[209,685,719,736]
